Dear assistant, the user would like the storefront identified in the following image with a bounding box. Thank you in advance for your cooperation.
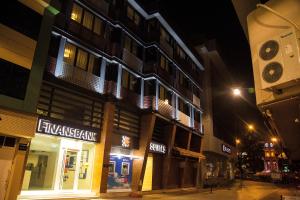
[203,144,235,187]
[142,141,167,191]
[20,117,100,197]
[108,134,139,191]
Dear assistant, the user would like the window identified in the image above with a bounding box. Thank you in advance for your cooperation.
[76,49,88,70]
[160,56,170,72]
[160,27,173,46]
[123,35,141,58]
[178,98,189,115]
[70,3,105,36]
[93,17,104,35]
[121,70,138,92]
[176,45,186,60]
[82,10,93,30]
[179,73,189,88]
[159,85,172,104]
[71,4,83,23]
[63,42,100,76]
[127,6,140,25]
[121,162,130,175]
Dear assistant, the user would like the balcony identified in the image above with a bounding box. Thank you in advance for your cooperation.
[48,57,103,94]
[54,14,107,52]
[83,0,109,15]
[122,48,143,73]
[144,96,174,119]
[143,63,174,86]
[177,111,191,128]
[121,88,140,107]
[192,94,200,108]
[175,84,192,101]
[159,38,173,58]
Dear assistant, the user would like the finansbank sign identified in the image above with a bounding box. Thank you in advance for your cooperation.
[36,117,99,142]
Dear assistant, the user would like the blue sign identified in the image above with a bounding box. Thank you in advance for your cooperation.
[107,156,133,189]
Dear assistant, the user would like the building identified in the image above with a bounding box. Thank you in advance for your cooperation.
[197,43,236,187]
[0,0,205,199]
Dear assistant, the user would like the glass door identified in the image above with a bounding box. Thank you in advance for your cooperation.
[62,150,79,189]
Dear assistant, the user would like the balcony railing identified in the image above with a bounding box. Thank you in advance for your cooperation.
[121,88,140,107]
[122,48,143,73]
[143,63,174,86]
[177,111,191,128]
[48,57,103,93]
[144,96,174,119]
[160,38,173,58]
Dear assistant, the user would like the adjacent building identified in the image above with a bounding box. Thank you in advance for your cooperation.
[0,0,205,199]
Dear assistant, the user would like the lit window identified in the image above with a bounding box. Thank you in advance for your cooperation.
[64,43,76,65]
[76,49,88,70]
[71,4,82,23]
[82,10,94,30]
[93,17,103,35]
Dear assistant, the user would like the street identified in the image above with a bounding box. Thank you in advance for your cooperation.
[140,181,299,200]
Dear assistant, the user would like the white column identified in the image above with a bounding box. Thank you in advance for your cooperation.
[175,95,179,120]
[55,36,67,77]
[200,111,203,133]
[190,106,194,128]
[140,79,144,109]
[116,64,122,99]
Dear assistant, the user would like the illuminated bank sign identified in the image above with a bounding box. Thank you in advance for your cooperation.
[149,141,166,154]
[37,117,99,142]
[222,144,231,154]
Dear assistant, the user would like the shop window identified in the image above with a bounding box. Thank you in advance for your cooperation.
[108,161,116,174]
[121,162,130,175]
[126,6,140,25]
[71,4,83,23]
[22,135,95,191]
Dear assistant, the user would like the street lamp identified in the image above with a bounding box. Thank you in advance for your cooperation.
[232,88,241,96]
[271,137,278,143]
[236,139,241,145]
[248,124,254,131]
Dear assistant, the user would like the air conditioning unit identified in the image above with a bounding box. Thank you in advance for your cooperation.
[247,0,300,105]
[257,28,300,90]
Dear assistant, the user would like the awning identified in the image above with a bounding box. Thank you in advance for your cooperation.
[173,147,206,160]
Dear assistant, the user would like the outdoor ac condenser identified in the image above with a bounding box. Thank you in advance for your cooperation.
[247,0,300,106]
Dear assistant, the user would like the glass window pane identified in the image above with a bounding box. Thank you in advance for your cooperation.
[82,10,93,30]
[93,17,103,35]
[124,36,131,51]
[129,74,136,91]
[71,4,83,23]
[88,54,95,73]
[159,85,165,100]
[78,143,95,190]
[64,43,76,66]
[134,14,140,25]
[127,6,134,20]
[76,49,88,70]
[122,70,129,88]
[160,56,165,70]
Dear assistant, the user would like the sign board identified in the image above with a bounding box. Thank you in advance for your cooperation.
[36,117,99,142]
[121,135,131,148]
[149,141,166,154]
[222,144,231,154]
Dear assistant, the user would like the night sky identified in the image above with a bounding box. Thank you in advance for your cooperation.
[159,0,269,142]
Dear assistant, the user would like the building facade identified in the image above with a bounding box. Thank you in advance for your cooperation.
[197,44,236,187]
[0,0,205,199]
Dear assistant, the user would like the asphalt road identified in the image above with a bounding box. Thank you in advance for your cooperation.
[141,181,300,200]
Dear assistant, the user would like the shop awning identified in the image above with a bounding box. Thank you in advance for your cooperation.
[173,147,206,160]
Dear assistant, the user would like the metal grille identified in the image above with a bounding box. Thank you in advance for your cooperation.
[37,81,103,129]
[113,108,140,137]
